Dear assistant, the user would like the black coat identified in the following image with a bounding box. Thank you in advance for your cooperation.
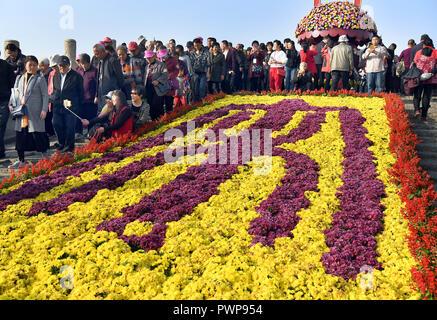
[209,53,226,83]
[50,69,84,114]
[286,49,300,69]
[0,59,15,101]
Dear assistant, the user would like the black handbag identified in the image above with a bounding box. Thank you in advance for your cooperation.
[11,105,27,120]
[403,63,422,80]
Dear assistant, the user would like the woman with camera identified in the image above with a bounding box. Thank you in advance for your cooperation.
[8,56,49,169]
[81,90,133,140]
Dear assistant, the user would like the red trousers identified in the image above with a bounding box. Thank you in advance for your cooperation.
[174,95,187,108]
[269,67,285,92]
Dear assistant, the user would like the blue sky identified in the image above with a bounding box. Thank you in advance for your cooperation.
[1,0,436,60]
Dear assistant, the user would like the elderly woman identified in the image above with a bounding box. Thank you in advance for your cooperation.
[143,50,169,121]
[8,56,49,169]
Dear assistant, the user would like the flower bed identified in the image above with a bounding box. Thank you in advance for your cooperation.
[0,91,435,300]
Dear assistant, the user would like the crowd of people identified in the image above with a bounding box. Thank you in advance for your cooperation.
[0,33,436,169]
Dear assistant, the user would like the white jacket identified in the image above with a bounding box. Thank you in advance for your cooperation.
[363,46,388,73]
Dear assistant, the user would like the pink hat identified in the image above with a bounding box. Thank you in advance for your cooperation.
[76,54,81,61]
[144,50,155,58]
[195,36,203,42]
[99,41,105,46]
[157,49,168,58]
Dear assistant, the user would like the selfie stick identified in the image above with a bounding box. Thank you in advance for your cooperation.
[64,105,83,121]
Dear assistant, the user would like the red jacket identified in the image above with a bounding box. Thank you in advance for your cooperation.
[109,106,133,138]
[300,49,317,74]
[414,51,437,85]
[321,46,331,73]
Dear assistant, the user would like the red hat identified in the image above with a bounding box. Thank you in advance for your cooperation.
[128,41,139,51]
[104,37,112,43]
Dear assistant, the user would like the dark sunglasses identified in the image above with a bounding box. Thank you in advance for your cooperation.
[131,92,138,95]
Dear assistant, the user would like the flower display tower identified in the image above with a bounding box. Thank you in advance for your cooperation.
[295,0,378,45]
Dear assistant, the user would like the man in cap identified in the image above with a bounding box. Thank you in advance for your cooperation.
[330,35,354,91]
[0,48,15,158]
[138,35,147,57]
[93,43,124,113]
[49,56,84,153]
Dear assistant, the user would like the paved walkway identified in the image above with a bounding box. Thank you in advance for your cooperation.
[403,96,437,192]
[0,135,88,179]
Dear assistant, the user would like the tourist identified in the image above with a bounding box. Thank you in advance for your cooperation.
[138,36,147,57]
[314,40,325,89]
[263,42,273,91]
[207,38,216,53]
[8,56,49,169]
[145,40,155,52]
[268,40,287,92]
[411,34,431,65]
[77,53,98,129]
[321,38,333,91]
[118,45,145,101]
[5,43,26,79]
[284,39,300,92]
[234,44,246,92]
[247,41,265,92]
[299,42,318,89]
[399,40,416,72]
[38,58,51,83]
[82,90,133,140]
[330,35,354,91]
[186,41,194,54]
[222,40,237,94]
[0,49,15,159]
[221,40,236,94]
[143,50,169,121]
[168,39,178,57]
[189,38,211,102]
[176,45,193,77]
[208,42,226,94]
[93,43,124,113]
[385,43,397,93]
[157,48,182,114]
[50,56,84,153]
[105,45,117,58]
[294,62,313,91]
[38,57,55,137]
[174,68,190,109]
[412,47,437,121]
[47,55,60,141]
[130,85,151,130]
[363,36,387,94]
